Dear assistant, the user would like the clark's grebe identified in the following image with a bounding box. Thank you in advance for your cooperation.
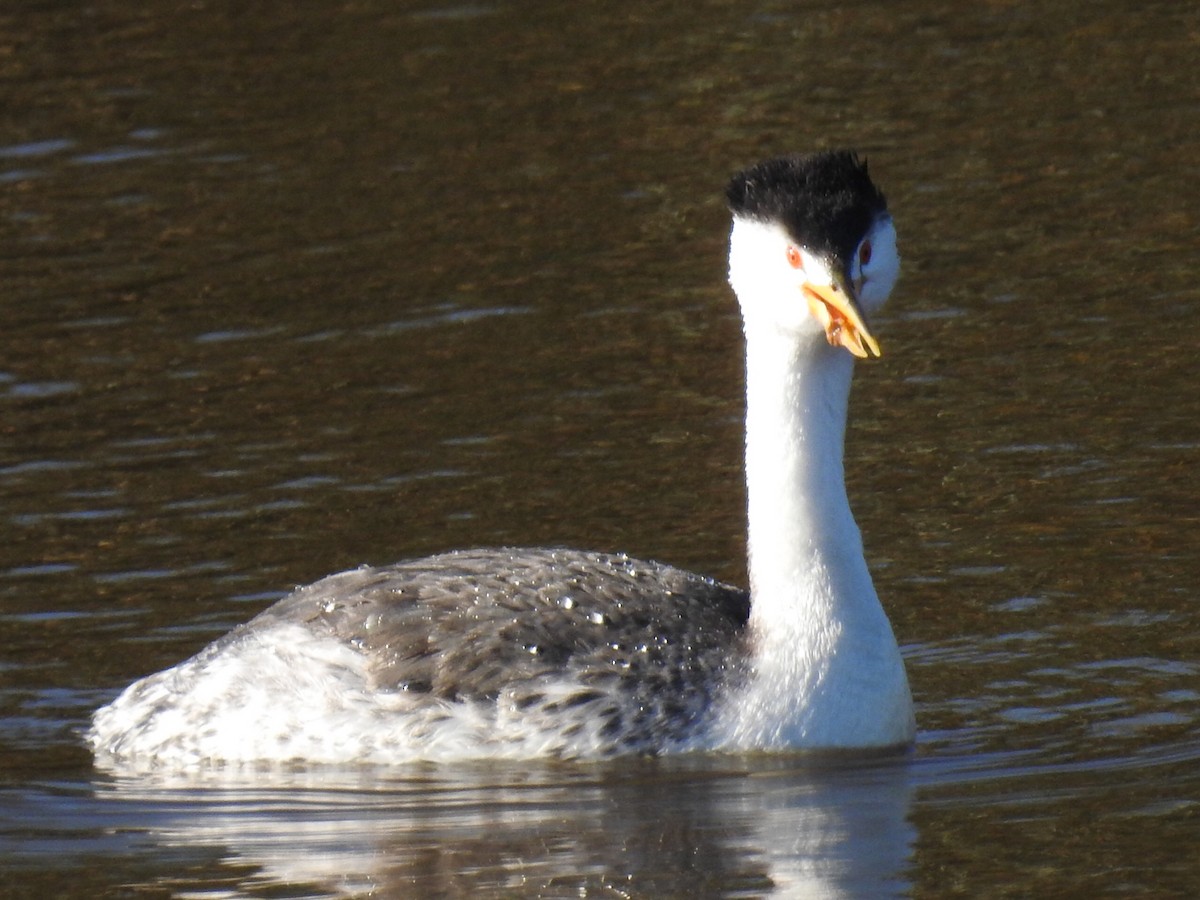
[89,151,915,767]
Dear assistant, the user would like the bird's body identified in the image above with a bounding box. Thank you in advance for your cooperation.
[91,550,752,763]
[89,151,916,768]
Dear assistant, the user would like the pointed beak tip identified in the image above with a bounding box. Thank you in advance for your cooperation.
[846,334,882,360]
[803,282,882,360]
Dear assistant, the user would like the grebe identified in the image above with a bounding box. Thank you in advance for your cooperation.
[89,151,915,767]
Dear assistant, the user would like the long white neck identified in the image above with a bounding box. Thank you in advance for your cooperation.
[744,328,861,614]
[716,218,915,750]
[726,323,913,749]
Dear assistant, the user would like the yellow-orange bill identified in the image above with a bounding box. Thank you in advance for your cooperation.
[803,282,881,359]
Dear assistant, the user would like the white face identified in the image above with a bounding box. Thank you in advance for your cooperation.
[727,218,818,335]
[849,216,900,315]
[727,215,900,340]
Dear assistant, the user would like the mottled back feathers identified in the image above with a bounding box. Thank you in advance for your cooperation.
[239,548,751,751]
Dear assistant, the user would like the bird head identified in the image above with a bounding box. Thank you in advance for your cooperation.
[726,151,899,358]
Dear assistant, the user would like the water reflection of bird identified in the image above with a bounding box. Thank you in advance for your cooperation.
[89,151,915,767]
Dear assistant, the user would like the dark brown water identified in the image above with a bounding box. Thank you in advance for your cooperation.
[2,0,1199,896]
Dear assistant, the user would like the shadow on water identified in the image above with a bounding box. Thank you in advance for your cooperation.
[6,754,915,898]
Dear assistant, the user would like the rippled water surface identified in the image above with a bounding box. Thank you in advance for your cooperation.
[2,1,1199,896]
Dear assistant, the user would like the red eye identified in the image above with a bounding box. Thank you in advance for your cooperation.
[859,240,873,267]
[786,246,803,269]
